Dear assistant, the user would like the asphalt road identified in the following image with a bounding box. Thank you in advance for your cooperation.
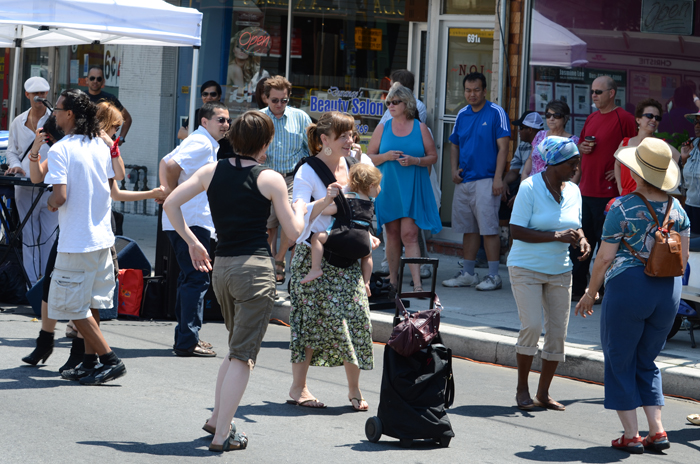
[1,306,699,463]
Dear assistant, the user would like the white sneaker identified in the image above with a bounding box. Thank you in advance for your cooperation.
[442,271,479,287]
[476,274,503,291]
[420,264,432,279]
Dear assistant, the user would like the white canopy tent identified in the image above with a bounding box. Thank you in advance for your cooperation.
[0,0,202,133]
[530,10,588,68]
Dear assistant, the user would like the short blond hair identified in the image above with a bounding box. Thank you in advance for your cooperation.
[349,163,382,196]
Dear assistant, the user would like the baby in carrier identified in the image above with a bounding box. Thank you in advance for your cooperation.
[301,163,382,295]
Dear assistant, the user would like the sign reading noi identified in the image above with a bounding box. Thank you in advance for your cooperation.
[310,87,384,117]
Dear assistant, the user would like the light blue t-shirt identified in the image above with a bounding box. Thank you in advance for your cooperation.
[602,194,690,284]
[507,173,582,275]
[448,101,511,183]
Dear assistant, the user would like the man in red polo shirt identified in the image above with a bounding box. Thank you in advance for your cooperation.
[573,76,636,299]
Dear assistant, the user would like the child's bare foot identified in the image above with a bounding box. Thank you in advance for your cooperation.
[301,269,323,284]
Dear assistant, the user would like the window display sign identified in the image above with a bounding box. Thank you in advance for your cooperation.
[641,0,694,35]
[309,87,385,117]
[355,27,382,51]
[532,66,627,136]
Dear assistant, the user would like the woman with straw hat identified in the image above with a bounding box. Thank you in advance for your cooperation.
[575,137,690,454]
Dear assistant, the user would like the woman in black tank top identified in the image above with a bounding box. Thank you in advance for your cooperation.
[163,111,310,452]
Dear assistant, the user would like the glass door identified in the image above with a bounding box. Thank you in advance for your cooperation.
[436,22,494,232]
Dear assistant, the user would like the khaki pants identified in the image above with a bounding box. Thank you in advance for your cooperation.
[508,266,572,362]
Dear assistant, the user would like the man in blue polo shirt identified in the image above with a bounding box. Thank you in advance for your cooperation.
[443,72,510,291]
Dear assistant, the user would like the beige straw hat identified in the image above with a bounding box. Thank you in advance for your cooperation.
[614,137,679,192]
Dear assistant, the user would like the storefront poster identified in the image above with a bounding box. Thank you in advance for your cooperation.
[535,81,553,112]
[615,87,626,109]
[574,84,590,114]
[573,117,588,137]
[103,45,122,88]
[555,83,572,107]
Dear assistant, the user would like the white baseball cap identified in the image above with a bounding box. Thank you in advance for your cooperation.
[513,111,544,130]
[24,76,50,93]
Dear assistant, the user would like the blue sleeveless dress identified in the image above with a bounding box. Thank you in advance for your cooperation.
[376,119,442,234]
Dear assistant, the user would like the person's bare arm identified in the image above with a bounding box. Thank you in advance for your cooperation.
[111,182,167,202]
[257,170,308,242]
[367,124,402,166]
[451,143,463,184]
[492,137,509,196]
[118,107,133,145]
[161,157,183,195]
[46,184,67,212]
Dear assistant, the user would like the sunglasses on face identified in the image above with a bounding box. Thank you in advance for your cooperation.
[88,76,103,82]
[270,98,289,104]
[641,113,662,122]
[386,100,403,107]
[544,112,564,119]
[202,92,218,97]
[591,89,611,95]
[216,117,232,125]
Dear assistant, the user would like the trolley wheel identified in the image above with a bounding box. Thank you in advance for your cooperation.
[434,436,451,448]
[399,438,413,448]
[365,416,382,443]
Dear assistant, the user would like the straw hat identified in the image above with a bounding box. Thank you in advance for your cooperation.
[685,112,700,124]
[614,137,679,192]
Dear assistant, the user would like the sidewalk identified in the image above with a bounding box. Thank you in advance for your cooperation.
[122,213,700,399]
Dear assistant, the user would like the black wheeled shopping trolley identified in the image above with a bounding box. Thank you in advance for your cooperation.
[365,258,455,448]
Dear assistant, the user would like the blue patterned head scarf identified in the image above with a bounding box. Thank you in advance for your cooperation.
[538,136,580,166]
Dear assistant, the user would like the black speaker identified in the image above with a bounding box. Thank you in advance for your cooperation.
[154,207,221,321]
[115,235,152,276]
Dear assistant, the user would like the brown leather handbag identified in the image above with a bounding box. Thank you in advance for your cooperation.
[621,193,683,278]
[387,295,442,357]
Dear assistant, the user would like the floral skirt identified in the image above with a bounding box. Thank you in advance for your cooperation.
[289,244,373,370]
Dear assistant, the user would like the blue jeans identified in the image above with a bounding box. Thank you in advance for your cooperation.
[166,227,211,351]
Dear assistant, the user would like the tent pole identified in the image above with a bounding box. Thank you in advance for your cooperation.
[8,26,23,127]
[188,46,199,135]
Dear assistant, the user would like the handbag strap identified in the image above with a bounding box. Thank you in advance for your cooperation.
[621,193,672,266]
[444,350,455,409]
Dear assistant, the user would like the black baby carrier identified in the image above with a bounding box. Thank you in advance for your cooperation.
[293,155,373,268]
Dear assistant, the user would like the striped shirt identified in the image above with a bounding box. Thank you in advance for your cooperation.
[260,106,311,175]
[449,100,511,182]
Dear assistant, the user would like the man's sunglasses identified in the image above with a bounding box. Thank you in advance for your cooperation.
[88,76,103,82]
[544,112,564,119]
[270,98,289,104]
[591,89,611,95]
[386,100,403,107]
[202,91,218,97]
[641,113,662,122]
[216,117,232,125]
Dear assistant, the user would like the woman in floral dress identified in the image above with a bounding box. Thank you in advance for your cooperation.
[288,111,377,411]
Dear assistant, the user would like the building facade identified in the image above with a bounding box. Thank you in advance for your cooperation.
[2,0,699,242]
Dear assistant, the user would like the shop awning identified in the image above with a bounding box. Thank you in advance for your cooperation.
[530,10,588,68]
[0,0,202,132]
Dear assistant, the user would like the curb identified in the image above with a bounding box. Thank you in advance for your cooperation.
[272,298,700,401]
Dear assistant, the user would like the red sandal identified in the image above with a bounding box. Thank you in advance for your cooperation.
[611,435,643,454]
[642,431,670,451]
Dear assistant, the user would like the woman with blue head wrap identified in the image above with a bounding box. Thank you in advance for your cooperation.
[507,135,590,411]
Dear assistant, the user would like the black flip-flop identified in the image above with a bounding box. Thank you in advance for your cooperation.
[286,398,326,408]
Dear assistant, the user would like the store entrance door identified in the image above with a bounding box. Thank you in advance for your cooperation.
[434,21,495,241]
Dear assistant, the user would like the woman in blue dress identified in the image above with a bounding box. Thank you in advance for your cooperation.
[367,83,441,295]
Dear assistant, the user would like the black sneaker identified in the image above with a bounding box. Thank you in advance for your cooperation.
[61,362,97,381]
[79,361,126,385]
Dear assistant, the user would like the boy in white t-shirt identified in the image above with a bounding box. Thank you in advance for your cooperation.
[44,89,126,385]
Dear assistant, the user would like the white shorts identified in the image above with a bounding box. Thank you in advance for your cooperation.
[48,248,115,321]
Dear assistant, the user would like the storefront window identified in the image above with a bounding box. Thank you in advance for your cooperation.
[527,0,700,138]
[55,44,121,100]
[442,0,495,15]
[182,0,410,140]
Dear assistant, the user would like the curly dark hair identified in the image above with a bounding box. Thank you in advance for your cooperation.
[59,89,98,138]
